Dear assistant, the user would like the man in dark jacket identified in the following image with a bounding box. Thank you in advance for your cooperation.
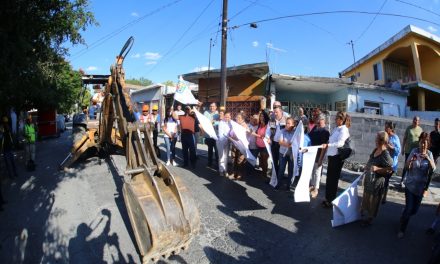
[1,116,17,178]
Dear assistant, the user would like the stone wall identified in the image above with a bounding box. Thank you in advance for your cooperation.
[326,111,437,174]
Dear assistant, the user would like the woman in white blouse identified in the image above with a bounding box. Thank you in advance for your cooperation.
[321,111,351,208]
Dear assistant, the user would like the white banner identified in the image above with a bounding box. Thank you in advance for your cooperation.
[291,121,304,178]
[331,175,363,227]
[194,109,218,140]
[294,147,318,203]
[230,120,256,166]
[174,76,199,105]
[264,139,278,188]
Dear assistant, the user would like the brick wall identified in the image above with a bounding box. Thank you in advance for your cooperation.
[326,111,437,174]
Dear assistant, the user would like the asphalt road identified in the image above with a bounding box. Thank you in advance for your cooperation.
[0,129,438,263]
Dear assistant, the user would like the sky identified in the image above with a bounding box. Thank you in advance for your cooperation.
[65,0,440,84]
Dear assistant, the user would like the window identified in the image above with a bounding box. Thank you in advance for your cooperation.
[280,101,290,113]
[335,100,346,112]
[364,100,381,115]
[373,62,383,81]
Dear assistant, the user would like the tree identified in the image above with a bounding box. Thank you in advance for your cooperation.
[125,77,153,87]
[162,80,175,86]
[0,0,97,112]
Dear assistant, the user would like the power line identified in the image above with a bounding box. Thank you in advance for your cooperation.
[70,0,185,61]
[395,0,440,18]
[145,0,217,75]
[355,0,388,42]
[229,10,440,30]
[229,0,260,21]
[241,1,347,46]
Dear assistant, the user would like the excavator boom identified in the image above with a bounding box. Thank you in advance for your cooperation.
[61,37,199,263]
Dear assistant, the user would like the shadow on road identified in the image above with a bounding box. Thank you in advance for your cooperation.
[68,208,135,263]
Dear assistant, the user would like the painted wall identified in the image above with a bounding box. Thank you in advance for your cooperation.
[406,110,440,122]
[198,74,267,103]
[131,87,161,103]
[347,88,407,117]
[327,89,348,108]
[276,90,331,104]
[418,44,440,86]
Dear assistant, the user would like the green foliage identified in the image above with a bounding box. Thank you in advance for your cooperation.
[126,77,153,87]
[162,80,175,86]
[0,0,97,112]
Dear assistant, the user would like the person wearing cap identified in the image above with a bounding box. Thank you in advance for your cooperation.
[24,115,37,169]
[139,104,151,124]
[179,106,197,168]
[1,116,18,178]
[308,113,329,198]
[203,102,219,167]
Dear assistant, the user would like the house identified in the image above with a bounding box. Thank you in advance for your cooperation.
[340,25,440,119]
[271,74,408,117]
[181,62,270,116]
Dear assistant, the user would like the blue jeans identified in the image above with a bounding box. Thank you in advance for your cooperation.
[400,187,424,232]
[164,136,177,162]
[277,153,293,188]
[181,133,196,166]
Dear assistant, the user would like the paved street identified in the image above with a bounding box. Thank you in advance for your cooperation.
[1,128,439,263]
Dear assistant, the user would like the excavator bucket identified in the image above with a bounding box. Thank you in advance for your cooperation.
[123,164,200,262]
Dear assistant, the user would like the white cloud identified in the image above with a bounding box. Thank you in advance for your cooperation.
[86,66,98,71]
[131,12,139,17]
[266,43,287,52]
[192,66,215,72]
[144,52,161,60]
[131,53,141,59]
[252,41,259,47]
[428,26,438,32]
[145,61,157,65]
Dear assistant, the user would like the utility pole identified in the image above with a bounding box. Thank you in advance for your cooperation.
[220,0,228,108]
[206,38,212,102]
[348,40,356,64]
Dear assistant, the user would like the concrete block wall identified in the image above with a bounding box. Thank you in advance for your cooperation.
[326,111,437,174]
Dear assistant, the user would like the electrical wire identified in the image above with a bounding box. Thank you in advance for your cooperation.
[229,0,260,21]
[242,0,346,45]
[145,0,217,75]
[355,0,388,42]
[395,0,440,18]
[229,10,440,30]
[70,0,185,61]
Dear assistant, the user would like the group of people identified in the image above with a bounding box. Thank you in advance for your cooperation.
[143,100,440,238]
[0,114,37,211]
[359,116,439,239]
